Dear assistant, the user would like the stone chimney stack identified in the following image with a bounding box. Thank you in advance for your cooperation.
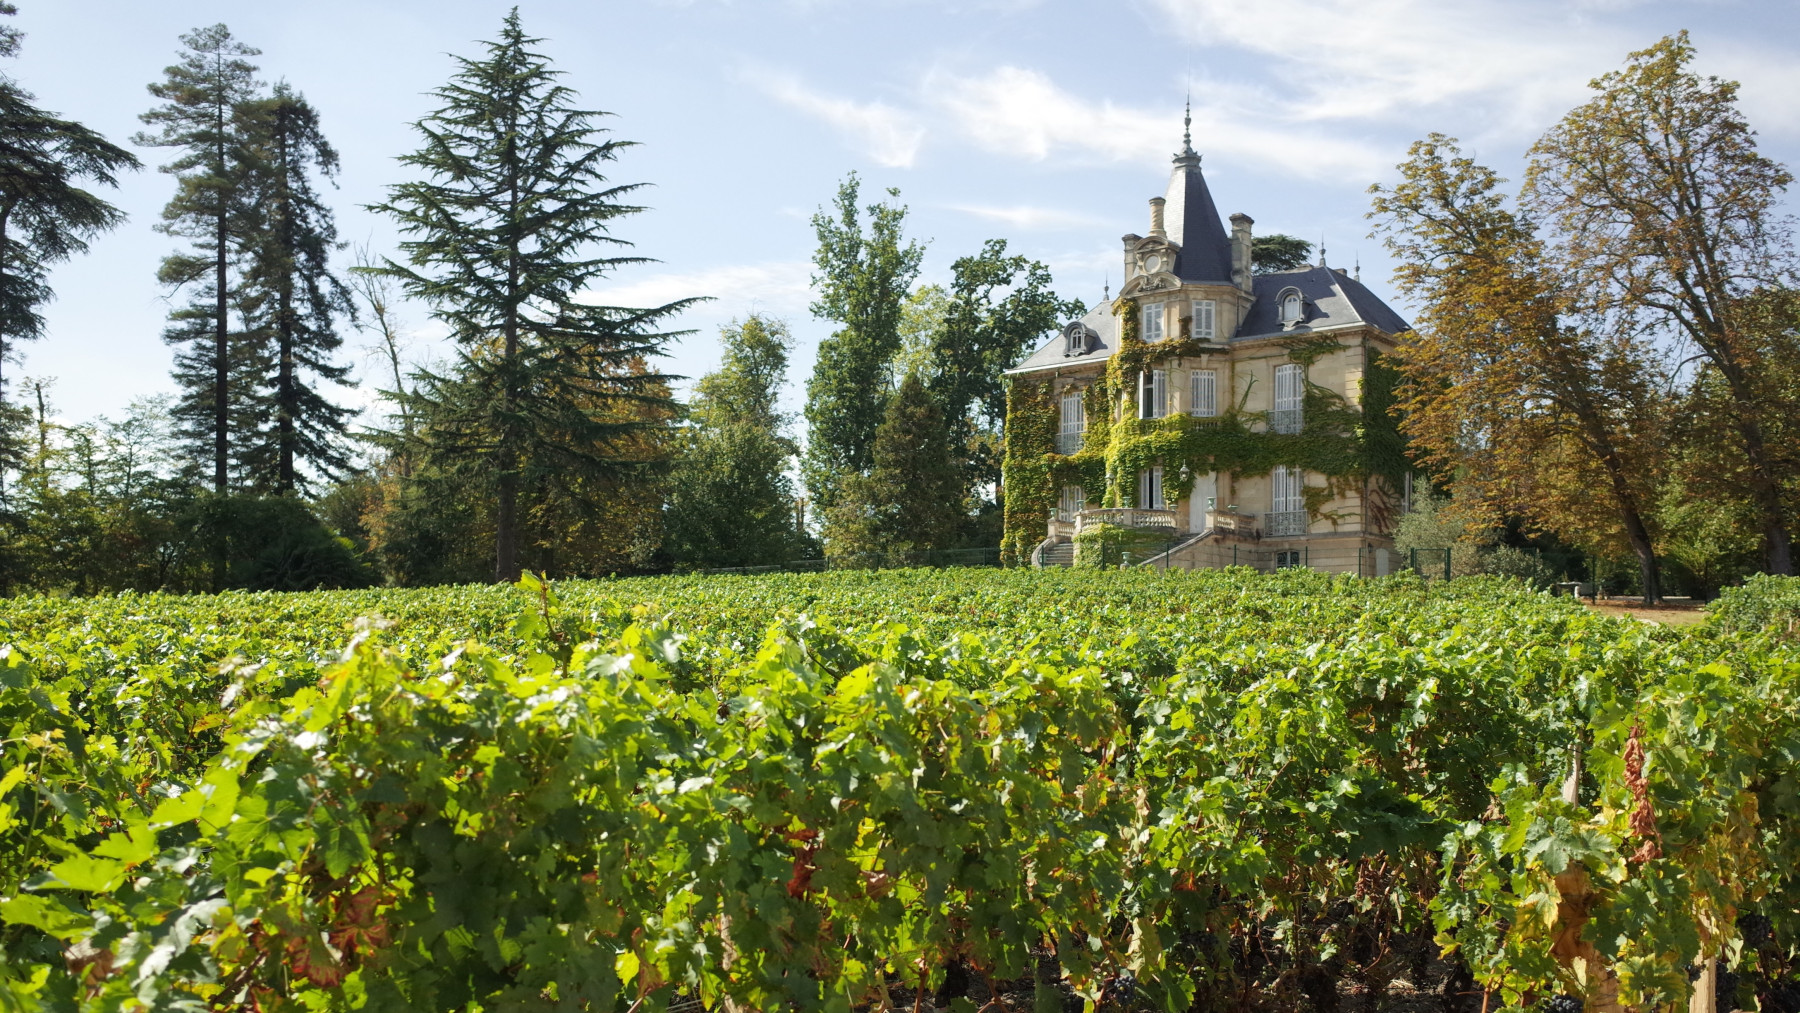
[1149,197,1167,238]
[1229,212,1254,294]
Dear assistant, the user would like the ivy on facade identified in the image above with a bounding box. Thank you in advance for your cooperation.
[1001,299,1406,563]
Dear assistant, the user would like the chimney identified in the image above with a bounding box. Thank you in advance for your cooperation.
[1229,212,1254,294]
[1149,197,1167,238]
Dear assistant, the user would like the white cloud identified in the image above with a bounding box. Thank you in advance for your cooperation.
[1143,0,1800,146]
[926,65,1388,178]
[746,70,926,168]
[1149,0,1628,136]
[579,261,815,319]
[947,203,1106,230]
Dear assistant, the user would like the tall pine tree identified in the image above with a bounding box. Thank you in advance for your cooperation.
[371,10,687,582]
[134,24,262,494]
[238,82,353,494]
[0,1,138,491]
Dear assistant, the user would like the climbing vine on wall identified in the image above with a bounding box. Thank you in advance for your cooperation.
[1000,297,1409,556]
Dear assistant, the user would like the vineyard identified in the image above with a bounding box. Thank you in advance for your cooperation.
[2,569,1798,1013]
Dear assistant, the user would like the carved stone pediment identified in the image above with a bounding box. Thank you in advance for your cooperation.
[1120,271,1180,297]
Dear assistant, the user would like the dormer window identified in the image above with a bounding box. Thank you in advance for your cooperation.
[1063,321,1093,356]
[1141,302,1164,342]
[1278,290,1304,326]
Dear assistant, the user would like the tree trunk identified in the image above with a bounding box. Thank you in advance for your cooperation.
[212,92,229,498]
[495,453,519,583]
[495,147,522,584]
[276,112,296,496]
[1580,413,1663,603]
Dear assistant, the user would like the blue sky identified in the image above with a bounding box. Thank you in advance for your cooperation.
[7,0,1798,434]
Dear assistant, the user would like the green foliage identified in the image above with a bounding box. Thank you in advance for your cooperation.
[999,378,1055,564]
[1394,491,1487,578]
[664,316,806,569]
[134,23,265,494]
[802,173,924,514]
[1001,303,1403,551]
[1709,574,1800,639]
[1481,544,1563,589]
[370,10,684,582]
[181,493,375,590]
[0,569,1795,1012]
[1070,521,1171,568]
[236,83,354,494]
[0,14,138,396]
[826,372,962,559]
[1251,233,1313,273]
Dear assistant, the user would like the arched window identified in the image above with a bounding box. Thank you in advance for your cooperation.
[1063,322,1090,355]
[1279,291,1303,325]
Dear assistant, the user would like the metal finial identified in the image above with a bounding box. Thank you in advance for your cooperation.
[1104,272,1111,303]
[1354,253,1361,281]
[1318,233,1327,267]
[1183,94,1192,151]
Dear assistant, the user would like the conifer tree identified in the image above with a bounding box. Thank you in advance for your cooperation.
[0,1,138,490]
[135,24,263,495]
[802,173,923,515]
[370,10,686,582]
[827,371,961,560]
[238,83,353,494]
[664,316,803,569]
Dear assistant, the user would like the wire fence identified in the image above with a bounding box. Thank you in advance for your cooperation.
[700,547,1003,576]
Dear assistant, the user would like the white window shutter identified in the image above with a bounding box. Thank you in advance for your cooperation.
[1190,370,1216,417]
[1193,300,1215,340]
[1152,370,1167,419]
[1142,302,1163,342]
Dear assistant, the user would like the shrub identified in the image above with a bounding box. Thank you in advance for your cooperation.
[1481,545,1562,589]
[1709,574,1800,639]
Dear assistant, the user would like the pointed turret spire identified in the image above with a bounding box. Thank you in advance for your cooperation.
[1176,95,1198,165]
[1161,95,1232,282]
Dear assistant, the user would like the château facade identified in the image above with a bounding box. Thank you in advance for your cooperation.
[1001,121,1413,574]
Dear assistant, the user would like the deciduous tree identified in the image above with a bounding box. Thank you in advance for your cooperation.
[802,173,923,514]
[1525,32,1797,574]
[1370,135,1670,600]
[921,240,1080,535]
[664,316,804,569]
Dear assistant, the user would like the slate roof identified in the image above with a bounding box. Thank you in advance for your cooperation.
[1005,267,1411,376]
[1164,151,1234,284]
[1236,266,1411,339]
[1005,300,1118,375]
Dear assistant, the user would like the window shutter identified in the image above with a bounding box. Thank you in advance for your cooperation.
[1190,370,1216,417]
[1193,300,1215,340]
[1142,302,1163,342]
[1152,369,1167,419]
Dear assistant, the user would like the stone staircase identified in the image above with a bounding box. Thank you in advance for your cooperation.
[1033,540,1076,568]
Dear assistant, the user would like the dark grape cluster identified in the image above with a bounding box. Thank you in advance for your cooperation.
[1544,994,1583,1013]
[1741,913,1775,949]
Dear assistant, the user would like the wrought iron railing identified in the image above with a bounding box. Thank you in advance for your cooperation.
[1270,409,1304,434]
[1056,431,1083,454]
[1265,510,1310,537]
